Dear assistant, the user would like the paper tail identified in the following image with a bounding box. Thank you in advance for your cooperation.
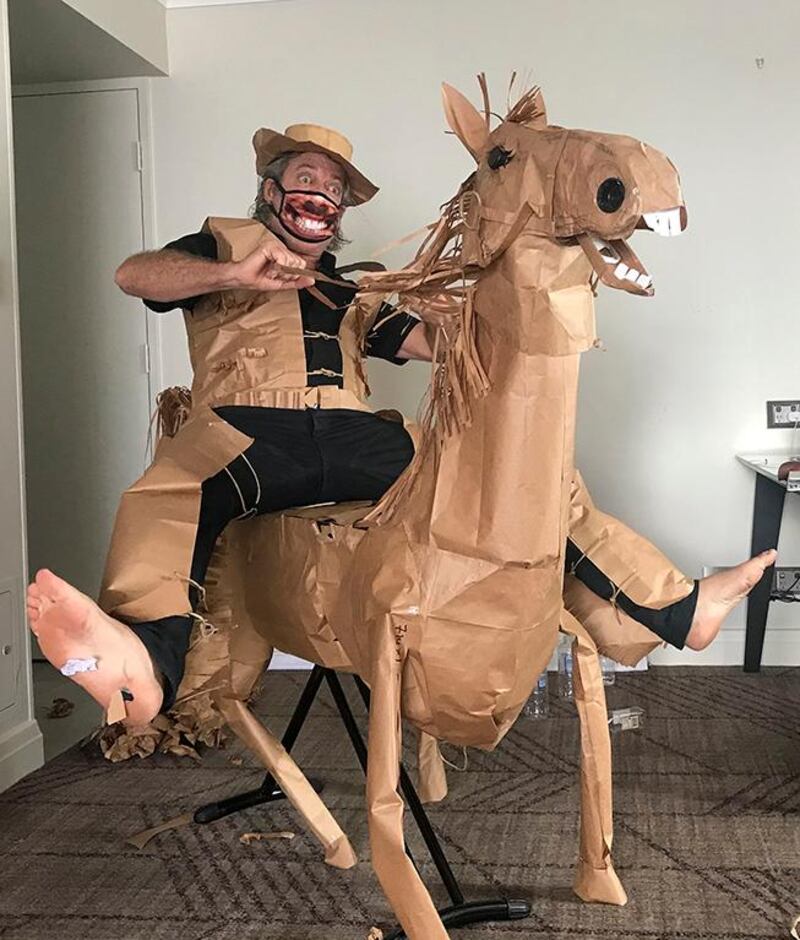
[561,610,628,906]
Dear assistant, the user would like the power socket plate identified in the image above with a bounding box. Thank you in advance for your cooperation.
[767,400,800,428]
[773,566,800,597]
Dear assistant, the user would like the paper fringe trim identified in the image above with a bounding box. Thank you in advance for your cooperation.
[359,185,491,525]
[156,386,192,440]
[99,531,236,763]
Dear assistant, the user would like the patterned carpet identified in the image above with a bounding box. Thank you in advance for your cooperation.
[1,667,797,940]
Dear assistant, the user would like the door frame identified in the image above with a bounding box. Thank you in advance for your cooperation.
[11,77,165,402]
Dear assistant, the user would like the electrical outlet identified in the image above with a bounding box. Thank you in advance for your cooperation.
[767,400,800,428]
[773,567,800,598]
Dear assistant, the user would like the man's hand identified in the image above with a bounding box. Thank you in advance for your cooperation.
[116,239,316,304]
[226,243,315,292]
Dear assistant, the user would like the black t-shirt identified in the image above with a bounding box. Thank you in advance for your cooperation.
[144,231,419,387]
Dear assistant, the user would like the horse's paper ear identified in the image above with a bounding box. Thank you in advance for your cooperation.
[441,83,489,162]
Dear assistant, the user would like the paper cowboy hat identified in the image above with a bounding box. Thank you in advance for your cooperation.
[252,123,379,205]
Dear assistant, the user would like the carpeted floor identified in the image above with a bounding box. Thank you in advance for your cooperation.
[1,667,797,940]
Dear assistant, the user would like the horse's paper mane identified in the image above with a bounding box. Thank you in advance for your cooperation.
[356,184,487,523]
[360,76,541,523]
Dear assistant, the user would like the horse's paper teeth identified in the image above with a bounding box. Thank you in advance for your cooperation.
[615,262,629,279]
[643,208,682,237]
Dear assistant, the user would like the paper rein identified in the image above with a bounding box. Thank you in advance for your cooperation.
[274,262,387,310]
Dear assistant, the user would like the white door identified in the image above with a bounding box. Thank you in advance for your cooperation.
[13,87,152,599]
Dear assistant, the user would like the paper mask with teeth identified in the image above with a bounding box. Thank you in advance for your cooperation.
[272,179,344,243]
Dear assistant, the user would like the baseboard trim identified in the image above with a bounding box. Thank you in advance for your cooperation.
[0,718,43,793]
[650,627,799,667]
[269,652,314,670]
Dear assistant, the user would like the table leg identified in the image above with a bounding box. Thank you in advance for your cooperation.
[744,474,785,672]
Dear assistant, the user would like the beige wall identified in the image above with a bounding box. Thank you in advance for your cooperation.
[151,0,800,664]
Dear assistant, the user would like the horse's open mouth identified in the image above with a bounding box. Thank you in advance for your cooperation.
[591,238,653,292]
[578,207,685,297]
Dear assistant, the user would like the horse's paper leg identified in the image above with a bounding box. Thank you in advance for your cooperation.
[568,470,694,611]
[561,610,628,906]
[215,694,356,869]
[366,617,449,940]
[417,731,448,804]
[563,574,661,667]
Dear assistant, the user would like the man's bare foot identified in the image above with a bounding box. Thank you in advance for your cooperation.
[26,569,163,726]
[686,550,778,650]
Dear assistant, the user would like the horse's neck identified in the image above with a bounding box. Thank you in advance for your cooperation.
[424,247,593,564]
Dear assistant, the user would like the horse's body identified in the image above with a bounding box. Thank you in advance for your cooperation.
[135,81,692,940]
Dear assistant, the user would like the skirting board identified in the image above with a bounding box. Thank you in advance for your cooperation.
[269,629,800,671]
[650,627,799,667]
[270,652,314,670]
[0,719,43,793]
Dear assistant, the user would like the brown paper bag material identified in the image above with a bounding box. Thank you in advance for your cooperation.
[568,471,694,611]
[127,812,193,850]
[417,731,448,804]
[239,830,295,844]
[214,694,356,870]
[98,76,693,938]
[105,690,127,726]
[563,574,662,667]
[562,611,627,906]
[365,617,449,940]
[100,407,253,623]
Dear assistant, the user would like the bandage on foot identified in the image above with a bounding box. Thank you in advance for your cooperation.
[26,569,163,726]
[687,550,778,650]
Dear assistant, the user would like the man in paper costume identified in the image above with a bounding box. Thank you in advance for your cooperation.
[26,121,774,730]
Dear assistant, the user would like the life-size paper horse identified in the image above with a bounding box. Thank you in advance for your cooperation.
[111,79,694,940]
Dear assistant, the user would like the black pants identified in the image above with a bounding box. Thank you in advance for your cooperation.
[129,407,416,707]
[129,406,696,710]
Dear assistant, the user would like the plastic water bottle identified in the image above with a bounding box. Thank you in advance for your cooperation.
[601,655,616,686]
[557,636,574,700]
[609,705,645,733]
[523,671,549,719]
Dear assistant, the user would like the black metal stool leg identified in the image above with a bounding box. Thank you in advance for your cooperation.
[194,666,326,824]
[194,665,533,936]
[325,671,421,871]
[383,900,532,940]
[324,671,369,774]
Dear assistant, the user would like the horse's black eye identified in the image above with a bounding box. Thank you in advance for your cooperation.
[596,177,626,213]
[487,146,513,170]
